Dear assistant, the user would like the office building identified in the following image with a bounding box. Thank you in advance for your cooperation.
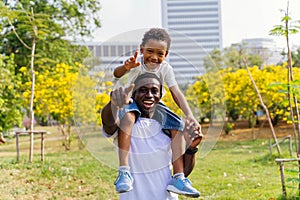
[241,38,284,66]
[80,41,139,82]
[161,0,223,85]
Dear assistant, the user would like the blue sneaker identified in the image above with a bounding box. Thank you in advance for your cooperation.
[166,176,200,197]
[114,170,134,193]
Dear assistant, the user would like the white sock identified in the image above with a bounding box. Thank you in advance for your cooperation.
[119,166,130,172]
[173,173,184,178]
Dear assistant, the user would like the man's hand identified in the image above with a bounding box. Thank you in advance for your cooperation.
[183,119,203,149]
[110,84,135,109]
[124,51,141,70]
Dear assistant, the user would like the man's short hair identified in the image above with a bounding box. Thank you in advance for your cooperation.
[133,73,163,97]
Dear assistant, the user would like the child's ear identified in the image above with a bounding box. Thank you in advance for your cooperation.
[165,51,168,57]
[140,46,144,54]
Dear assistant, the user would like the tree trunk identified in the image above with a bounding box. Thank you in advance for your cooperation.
[29,21,37,163]
[59,124,71,151]
[244,59,282,155]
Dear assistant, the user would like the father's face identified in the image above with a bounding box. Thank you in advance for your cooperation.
[133,77,161,116]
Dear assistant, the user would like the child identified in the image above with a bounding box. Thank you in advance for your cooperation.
[113,28,201,197]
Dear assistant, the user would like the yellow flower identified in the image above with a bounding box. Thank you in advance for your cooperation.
[19,66,27,73]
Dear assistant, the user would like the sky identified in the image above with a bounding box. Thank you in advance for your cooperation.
[92,0,300,49]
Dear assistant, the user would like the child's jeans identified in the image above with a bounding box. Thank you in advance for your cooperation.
[118,100,184,137]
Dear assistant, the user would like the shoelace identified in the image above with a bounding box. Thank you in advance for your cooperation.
[115,171,132,184]
[179,178,192,186]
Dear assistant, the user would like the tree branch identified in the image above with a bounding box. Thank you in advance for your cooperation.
[7,18,31,50]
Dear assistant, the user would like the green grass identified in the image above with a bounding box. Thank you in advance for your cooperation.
[0,127,300,199]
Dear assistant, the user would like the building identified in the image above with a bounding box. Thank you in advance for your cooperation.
[241,38,284,66]
[80,41,140,82]
[161,0,223,85]
[81,0,223,85]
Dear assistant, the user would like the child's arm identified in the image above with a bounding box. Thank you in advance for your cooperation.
[113,51,141,78]
[169,85,201,132]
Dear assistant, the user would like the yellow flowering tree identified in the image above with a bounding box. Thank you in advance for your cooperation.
[187,64,292,128]
[95,80,112,126]
[223,67,258,125]
[186,70,226,124]
[162,85,183,117]
[185,76,211,122]
[223,65,290,127]
[36,63,78,150]
[73,70,112,127]
[22,62,111,150]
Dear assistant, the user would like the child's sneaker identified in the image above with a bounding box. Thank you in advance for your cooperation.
[166,175,200,197]
[114,170,134,193]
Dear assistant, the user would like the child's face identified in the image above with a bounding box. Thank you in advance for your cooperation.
[140,39,168,70]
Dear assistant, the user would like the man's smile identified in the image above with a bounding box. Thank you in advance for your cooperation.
[142,100,154,109]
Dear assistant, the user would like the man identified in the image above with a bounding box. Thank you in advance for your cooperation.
[101,73,202,200]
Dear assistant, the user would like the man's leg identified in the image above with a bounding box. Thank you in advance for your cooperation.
[115,112,136,193]
[170,130,185,175]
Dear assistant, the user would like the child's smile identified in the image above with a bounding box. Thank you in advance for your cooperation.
[140,39,168,70]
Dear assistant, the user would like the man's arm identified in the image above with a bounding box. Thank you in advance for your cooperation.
[183,146,198,177]
[182,121,203,177]
[113,51,141,78]
[101,102,119,135]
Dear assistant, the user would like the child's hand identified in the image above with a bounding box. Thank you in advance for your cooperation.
[184,118,203,149]
[124,51,141,70]
[110,84,135,110]
[186,116,201,133]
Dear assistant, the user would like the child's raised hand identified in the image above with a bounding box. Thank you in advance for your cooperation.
[124,51,141,70]
[110,84,135,109]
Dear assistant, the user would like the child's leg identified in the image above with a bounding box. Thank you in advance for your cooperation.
[113,100,140,193]
[170,129,185,175]
[118,112,136,167]
[114,111,136,193]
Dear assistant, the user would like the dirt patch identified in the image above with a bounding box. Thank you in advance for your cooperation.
[202,119,294,142]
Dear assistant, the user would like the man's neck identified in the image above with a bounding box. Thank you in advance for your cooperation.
[140,110,155,118]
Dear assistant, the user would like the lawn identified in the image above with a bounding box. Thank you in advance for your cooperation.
[0,125,299,200]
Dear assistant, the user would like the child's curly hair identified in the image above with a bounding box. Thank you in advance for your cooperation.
[141,28,171,50]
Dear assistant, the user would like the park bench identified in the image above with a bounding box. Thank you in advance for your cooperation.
[15,130,51,162]
[275,158,300,198]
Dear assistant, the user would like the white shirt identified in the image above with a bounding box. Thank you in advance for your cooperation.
[103,118,178,200]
